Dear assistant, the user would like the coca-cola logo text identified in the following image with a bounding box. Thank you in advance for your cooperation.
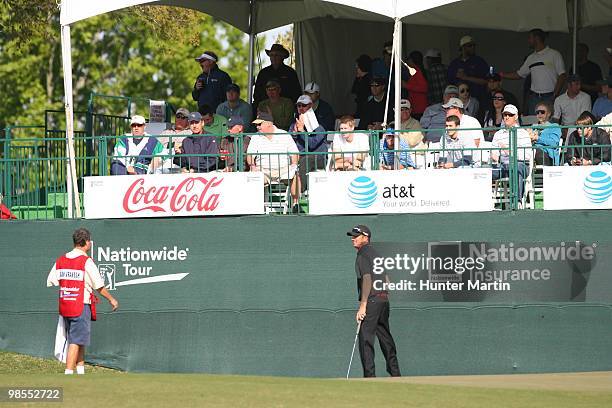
[123,176,223,214]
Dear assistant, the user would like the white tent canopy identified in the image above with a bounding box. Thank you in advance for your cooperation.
[59,0,612,215]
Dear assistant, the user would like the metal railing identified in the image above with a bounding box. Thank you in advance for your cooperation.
[1,124,611,219]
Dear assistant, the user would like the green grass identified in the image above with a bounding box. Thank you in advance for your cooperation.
[1,352,611,408]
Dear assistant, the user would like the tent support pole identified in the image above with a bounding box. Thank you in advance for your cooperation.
[393,17,402,170]
[247,0,257,104]
[572,0,578,74]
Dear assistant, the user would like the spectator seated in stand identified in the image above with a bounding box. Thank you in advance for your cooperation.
[596,112,612,138]
[173,112,219,173]
[565,111,611,166]
[379,128,417,170]
[528,101,561,165]
[592,77,612,120]
[491,104,533,200]
[288,94,329,212]
[256,80,294,131]
[553,74,592,137]
[332,115,370,171]
[218,116,250,172]
[247,112,299,204]
[457,82,480,118]
[216,83,253,131]
[482,90,509,141]
[358,77,390,131]
[303,82,335,133]
[156,107,193,173]
[199,104,228,141]
[439,115,475,168]
[111,115,164,175]
[421,85,460,143]
[443,97,484,147]
[396,99,426,153]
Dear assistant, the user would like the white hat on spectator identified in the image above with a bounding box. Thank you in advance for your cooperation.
[304,82,320,93]
[130,115,146,125]
[296,95,313,105]
[459,35,475,47]
[441,97,464,109]
[502,104,519,116]
[425,48,441,58]
[399,99,411,109]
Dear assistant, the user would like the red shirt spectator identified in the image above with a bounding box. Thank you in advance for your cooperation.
[404,66,428,117]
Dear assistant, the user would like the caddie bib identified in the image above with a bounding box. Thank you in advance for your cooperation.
[56,255,88,318]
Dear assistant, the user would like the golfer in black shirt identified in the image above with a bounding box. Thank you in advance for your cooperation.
[348,225,401,378]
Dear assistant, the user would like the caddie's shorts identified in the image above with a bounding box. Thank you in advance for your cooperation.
[64,305,91,346]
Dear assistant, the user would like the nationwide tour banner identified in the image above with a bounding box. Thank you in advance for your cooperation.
[544,166,612,210]
[83,172,265,218]
[307,169,493,215]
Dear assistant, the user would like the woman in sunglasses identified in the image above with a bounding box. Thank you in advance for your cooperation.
[457,82,479,118]
[528,101,561,165]
[482,91,508,141]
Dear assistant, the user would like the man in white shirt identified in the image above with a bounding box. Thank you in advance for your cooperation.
[553,74,592,137]
[491,104,533,201]
[439,115,476,168]
[332,115,370,170]
[47,228,118,375]
[500,28,567,115]
[247,111,299,207]
[442,97,484,162]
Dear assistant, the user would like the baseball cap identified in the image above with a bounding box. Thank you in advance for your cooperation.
[304,82,320,93]
[188,112,202,122]
[399,99,411,109]
[226,83,240,93]
[425,48,441,58]
[370,77,386,86]
[347,225,371,238]
[175,108,190,117]
[252,111,274,124]
[296,95,313,105]
[459,35,475,47]
[597,77,612,86]
[442,97,464,109]
[502,104,518,116]
[130,115,146,125]
[227,116,244,128]
[195,51,218,62]
[567,74,581,83]
[443,85,459,95]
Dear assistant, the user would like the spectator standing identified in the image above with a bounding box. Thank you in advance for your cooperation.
[572,43,603,103]
[358,77,390,130]
[257,80,294,131]
[448,35,489,105]
[500,29,566,115]
[404,51,428,119]
[192,51,232,111]
[485,73,519,108]
[253,44,302,109]
[216,83,253,132]
[174,112,219,173]
[304,82,335,132]
[424,48,447,104]
[351,54,373,118]
[420,85,460,143]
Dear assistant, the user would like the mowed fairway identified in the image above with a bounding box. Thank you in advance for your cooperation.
[1,353,611,408]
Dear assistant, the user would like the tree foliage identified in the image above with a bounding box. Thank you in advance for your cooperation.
[0,1,260,131]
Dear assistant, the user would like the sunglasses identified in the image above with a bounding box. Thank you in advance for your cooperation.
[535,110,547,115]
[296,103,310,108]
[176,114,188,119]
[492,96,505,101]
[502,113,515,118]
[131,124,145,127]
[459,88,469,93]
[370,83,383,87]
[350,227,369,237]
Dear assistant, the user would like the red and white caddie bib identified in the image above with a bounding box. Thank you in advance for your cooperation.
[56,255,88,318]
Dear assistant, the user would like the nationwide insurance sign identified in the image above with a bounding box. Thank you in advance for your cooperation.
[308,169,493,215]
[84,173,264,218]
[544,166,612,210]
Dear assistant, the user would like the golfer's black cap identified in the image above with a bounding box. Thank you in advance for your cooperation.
[347,225,371,238]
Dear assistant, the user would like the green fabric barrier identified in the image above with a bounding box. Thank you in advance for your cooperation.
[1,211,612,376]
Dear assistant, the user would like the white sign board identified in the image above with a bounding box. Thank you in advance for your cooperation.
[84,173,264,219]
[544,166,612,210]
[149,100,166,123]
[308,169,493,215]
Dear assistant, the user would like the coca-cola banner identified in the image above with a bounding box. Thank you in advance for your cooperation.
[83,173,265,219]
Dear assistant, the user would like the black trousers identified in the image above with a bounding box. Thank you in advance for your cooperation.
[358,297,401,377]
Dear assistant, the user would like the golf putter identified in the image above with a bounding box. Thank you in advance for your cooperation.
[346,320,362,379]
